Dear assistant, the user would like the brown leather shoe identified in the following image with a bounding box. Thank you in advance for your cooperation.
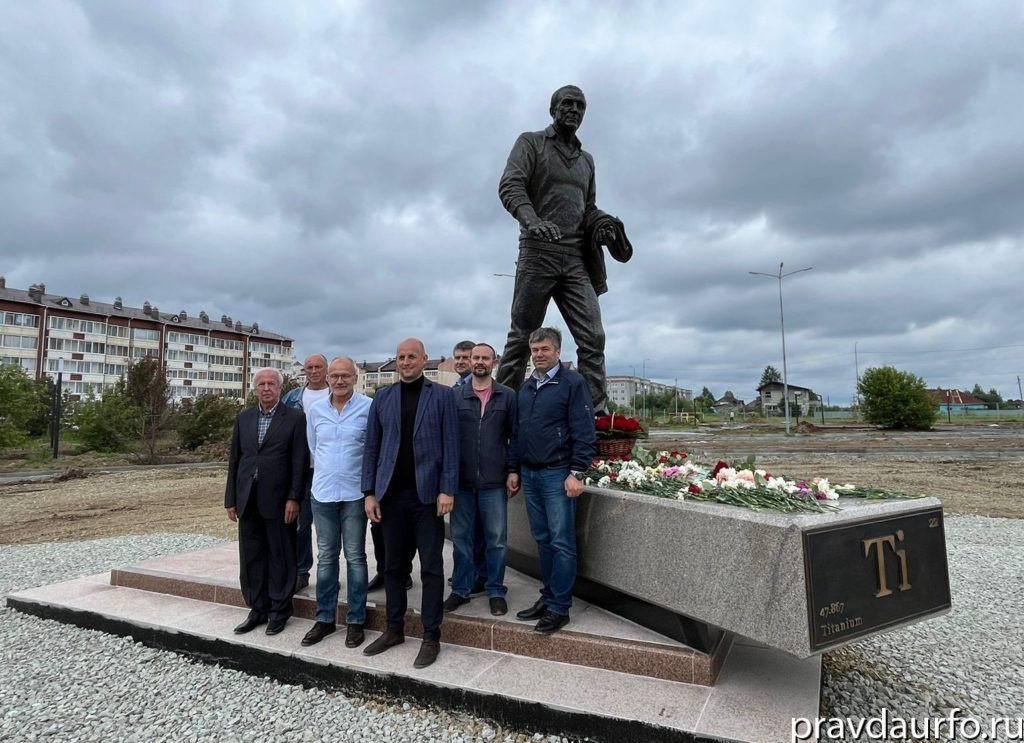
[362,630,404,656]
[300,621,335,647]
[413,639,440,669]
[345,623,365,648]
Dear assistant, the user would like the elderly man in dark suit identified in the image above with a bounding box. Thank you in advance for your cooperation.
[361,338,459,668]
[225,367,309,636]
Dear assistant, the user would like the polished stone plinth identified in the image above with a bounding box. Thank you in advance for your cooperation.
[508,488,951,658]
[6,538,822,743]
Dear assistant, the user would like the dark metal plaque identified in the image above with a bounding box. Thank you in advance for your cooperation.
[803,506,951,652]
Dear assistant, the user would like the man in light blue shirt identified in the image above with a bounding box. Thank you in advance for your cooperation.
[300,357,373,649]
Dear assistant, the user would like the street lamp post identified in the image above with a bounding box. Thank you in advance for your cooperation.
[749,262,813,436]
[50,356,64,459]
[641,358,651,420]
[629,365,637,415]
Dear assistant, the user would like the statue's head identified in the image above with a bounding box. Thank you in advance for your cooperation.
[549,85,586,134]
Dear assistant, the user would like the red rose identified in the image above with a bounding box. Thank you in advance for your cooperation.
[595,416,612,432]
[688,483,701,494]
[659,455,668,463]
[609,472,618,480]
[711,460,729,477]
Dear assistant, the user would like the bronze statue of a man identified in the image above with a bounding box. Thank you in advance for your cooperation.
[495,85,631,414]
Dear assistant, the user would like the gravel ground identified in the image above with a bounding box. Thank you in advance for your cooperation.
[0,534,560,743]
[822,514,1024,740]
[2,518,1021,742]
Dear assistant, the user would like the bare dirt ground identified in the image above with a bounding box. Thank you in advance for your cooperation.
[0,424,1020,545]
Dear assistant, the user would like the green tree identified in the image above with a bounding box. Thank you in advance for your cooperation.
[858,366,937,430]
[759,365,782,387]
[123,357,173,463]
[0,366,55,447]
[74,390,137,452]
[178,393,241,450]
[695,386,716,412]
[971,384,1004,409]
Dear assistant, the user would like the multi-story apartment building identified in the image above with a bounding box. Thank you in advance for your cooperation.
[606,375,693,411]
[0,278,294,402]
[355,357,459,395]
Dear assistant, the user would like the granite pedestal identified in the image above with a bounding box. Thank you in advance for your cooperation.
[508,487,951,658]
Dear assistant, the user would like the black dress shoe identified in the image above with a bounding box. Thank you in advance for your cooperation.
[294,574,310,594]
[233,612,267,634]
[367,573,385,591]
[515,599,547,621]
[489,597,508,616]
[265,617,288,635]
[300,621,335,646]
[345,623,365,648]
[413,640,440,669]
[534,610,570,635]
[442,592,470,613]
[362,630,405,656]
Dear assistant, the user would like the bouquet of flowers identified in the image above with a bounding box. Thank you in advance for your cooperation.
[594,413,647,440]
[593,413,647,459]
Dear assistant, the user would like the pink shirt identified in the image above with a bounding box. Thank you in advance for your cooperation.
[473,384,493,414]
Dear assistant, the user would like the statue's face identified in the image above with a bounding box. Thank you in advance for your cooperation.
[551,90,586,133]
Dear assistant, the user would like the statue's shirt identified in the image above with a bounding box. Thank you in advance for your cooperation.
[499,125,596,251]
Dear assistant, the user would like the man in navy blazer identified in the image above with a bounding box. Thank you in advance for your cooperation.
[361,338,459,669]
[225,367,309,636]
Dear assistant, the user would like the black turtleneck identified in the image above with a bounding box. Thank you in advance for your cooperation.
[390,375,425,494]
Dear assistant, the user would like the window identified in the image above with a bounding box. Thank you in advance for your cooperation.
[131,347,161,359]
[47,316,106,334]
[166,349,208,363]
[166,331,209,346]
[2,312,41,328]
[131,328,161,341]
[107,325,130,338]
[250,341,283,355]
[211,338,244,351]
[47,338,104,354]
[1,356,37,372]
[1,334,38,349]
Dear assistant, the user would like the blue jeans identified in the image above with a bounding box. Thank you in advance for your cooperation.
[521,466,577,615]
[311,498,368,625]
[296,474,314,578]
[451,487,508,598]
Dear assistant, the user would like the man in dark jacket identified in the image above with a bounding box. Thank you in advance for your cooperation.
[225,367,308,636]
[361,338,460,669]
[443,343,519,617]
[513,328,596,635]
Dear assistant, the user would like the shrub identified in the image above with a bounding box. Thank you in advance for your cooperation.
[74,391,137,452]
[858,366,937,430]
[178,393,241,450]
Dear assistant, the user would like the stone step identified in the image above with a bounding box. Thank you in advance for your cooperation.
[108,542,728,686]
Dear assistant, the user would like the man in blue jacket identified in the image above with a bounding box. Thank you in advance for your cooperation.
[513,327,596,634]
[444,343,519,617]
[361,338,459,668]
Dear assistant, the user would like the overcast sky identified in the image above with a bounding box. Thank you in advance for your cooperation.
[3,0,1024,404]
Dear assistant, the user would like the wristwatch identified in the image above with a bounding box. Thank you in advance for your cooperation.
[570,470,585,482]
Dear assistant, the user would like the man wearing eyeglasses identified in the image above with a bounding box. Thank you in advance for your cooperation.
[300,357,373,649]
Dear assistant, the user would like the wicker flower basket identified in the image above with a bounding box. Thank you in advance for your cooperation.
[596,437,635,459]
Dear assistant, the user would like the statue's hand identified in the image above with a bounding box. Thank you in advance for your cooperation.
[595,224,617,247]
[527,220,562,243]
